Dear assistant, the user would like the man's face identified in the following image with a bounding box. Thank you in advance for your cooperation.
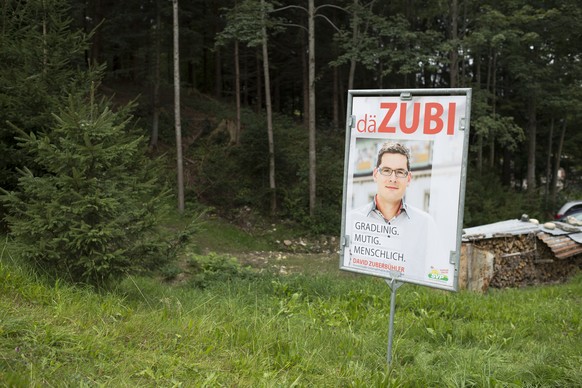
[373,153,411,204]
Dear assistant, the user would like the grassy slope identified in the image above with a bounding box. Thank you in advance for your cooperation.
[1,223,581,387]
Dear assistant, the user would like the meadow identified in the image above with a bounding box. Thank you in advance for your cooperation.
[1,222,581,387]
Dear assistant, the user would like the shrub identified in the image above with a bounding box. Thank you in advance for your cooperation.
[1,92,171,286]
[187,252,253,288]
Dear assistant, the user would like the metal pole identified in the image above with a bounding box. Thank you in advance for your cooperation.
[386,278,403,364]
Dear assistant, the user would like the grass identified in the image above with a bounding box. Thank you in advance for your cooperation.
[163,207,312,255]
[192,216,277,253]
[1,226,581,386]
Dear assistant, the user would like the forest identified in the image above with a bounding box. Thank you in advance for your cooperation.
[1,0,582,270]
[1,3,582,385]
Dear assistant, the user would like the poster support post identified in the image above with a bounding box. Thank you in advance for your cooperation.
[386,278,403,365]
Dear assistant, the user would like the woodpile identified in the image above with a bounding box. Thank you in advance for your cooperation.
[462,232,582,290]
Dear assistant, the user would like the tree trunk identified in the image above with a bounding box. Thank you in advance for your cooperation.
[477,135,483,174]
[332,65,339,130]
[173,0,184,213]
[348,0,358,90]
[215,47,222,98]
[256,50,262,113]
[544,119,554,202]
[502,148,512,186]
[150,0,161,149]
[234,40,241,144]
[449,0,458,87]
[302,28,309,129]
[89,0,103,66]
[475,56,483,174]
[42,2,47,73]
[338,69,345,128]
[308,0,316,217]
[526,95,537,191]
[243,46,249,106]
[489,52,497,168]
[261,0,276,215]
[550,120,566,204]
[460,0,468,86]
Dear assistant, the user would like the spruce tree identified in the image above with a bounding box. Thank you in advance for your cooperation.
[1,91,170,286]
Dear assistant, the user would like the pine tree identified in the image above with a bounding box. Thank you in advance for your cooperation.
[1,90,171,287]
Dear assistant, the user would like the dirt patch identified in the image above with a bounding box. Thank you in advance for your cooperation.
[234,251,339,275]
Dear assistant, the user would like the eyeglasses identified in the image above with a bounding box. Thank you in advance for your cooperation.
[377,167,409,178]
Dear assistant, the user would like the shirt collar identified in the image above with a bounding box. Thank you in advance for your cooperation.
[370,195,411,220]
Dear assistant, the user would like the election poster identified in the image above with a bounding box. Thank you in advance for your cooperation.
[340,89,472,291]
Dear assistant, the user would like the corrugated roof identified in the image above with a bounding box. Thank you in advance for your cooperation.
[462,219,582,259]
[537,232,582,259]
[569,232,582,244]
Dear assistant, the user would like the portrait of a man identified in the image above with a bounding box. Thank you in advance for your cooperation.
[347,142,446,280]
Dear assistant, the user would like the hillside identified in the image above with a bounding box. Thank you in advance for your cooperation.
[100,80,346,236]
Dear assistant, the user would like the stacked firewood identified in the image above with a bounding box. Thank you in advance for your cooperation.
[465,233,581,288]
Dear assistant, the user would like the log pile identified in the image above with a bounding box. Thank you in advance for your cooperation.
[463,233,582,289]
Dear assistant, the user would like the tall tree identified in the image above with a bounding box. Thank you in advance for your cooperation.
[214,1,249,144]
[173,0,185,213]
[270,1,350,216]
[217,0,280,214]
[501,3,554,191]
[261,0,277,214]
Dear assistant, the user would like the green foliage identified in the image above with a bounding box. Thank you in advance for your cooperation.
[159,263,183,281]
[464,169,543,226]
[473,113,524,152]
[216,0,288,49]
[0,93,172,286]
[216,0,264,48]
[187,252,254,288]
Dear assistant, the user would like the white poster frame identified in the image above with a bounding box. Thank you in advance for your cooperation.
[340,88,472,292]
